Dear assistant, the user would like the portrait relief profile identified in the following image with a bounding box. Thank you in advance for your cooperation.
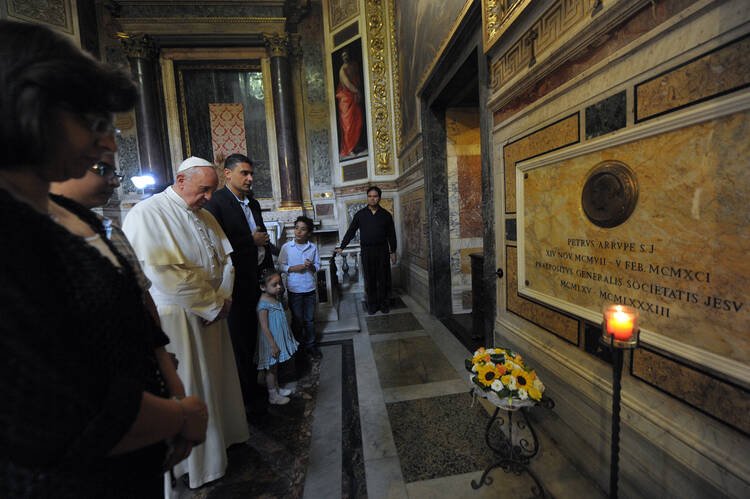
[332,37,368,161]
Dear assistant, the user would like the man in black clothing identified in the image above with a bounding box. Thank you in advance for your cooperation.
[204,153,272,416]
[336,186,397,314]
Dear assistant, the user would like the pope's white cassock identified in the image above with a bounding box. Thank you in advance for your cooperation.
[123,185,249,489]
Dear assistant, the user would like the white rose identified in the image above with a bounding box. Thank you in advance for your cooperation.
[507,376,517,391]
[518,388,529,400]
[491,379,503,391]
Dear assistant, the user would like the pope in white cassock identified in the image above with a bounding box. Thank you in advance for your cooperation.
[123,157,249,490]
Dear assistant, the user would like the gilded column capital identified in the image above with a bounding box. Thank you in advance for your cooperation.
[119,33,159,60]
[263,32,290,58]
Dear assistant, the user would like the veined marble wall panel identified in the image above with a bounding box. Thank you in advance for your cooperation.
[503,113,579,213]
[521,111,750,366]
[300,1,334,189]
[506,245,579,344]
[635,34,750,122]
[447,108,483,312]
[400,186,427,270]
[632,348,750,435]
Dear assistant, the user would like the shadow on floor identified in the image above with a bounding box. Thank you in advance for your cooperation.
[440,313,484,353]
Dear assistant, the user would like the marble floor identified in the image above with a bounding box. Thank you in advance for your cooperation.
[180,290,606,498]
[306,291,606,499]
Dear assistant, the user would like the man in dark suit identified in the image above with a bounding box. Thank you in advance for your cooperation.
[205,153,272,416]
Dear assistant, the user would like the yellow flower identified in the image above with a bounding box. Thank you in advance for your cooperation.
[528,386,542,401]
[501,374,513,386]
[513,369,530,389]
[476,363,498,387]
[504,361,515,372]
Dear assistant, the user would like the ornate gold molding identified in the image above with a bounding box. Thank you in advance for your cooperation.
[387,0,402,157]
[364,0,394,176]
[119,33,159,60]
[263,32,291,57]
[489,0,596,93]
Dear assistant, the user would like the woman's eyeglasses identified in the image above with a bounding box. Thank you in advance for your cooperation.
[90,162,124,181]
[81,113,119,135]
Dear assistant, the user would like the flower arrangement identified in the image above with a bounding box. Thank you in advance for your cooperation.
[466,347,545,410]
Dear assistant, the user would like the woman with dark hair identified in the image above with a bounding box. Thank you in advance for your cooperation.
[0,20,207,497]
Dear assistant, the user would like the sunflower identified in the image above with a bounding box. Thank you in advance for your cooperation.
[476,363,498,387]
[513,368,530,390]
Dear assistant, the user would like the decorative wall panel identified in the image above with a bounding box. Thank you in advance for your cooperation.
[299,1,333,187]
[506,245,579,344]
[401,187,428,269]
[635,35,750,122]
[6,0,75,33]
[632,348,750,435]
[458,155,482,238]
[328,0,359,32]
[115,134,140,194]
[503,113,579,213]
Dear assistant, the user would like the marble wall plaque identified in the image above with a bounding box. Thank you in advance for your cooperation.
[521,111,750,365]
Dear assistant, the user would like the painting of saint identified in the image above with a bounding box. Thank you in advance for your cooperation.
[332,38,368,161]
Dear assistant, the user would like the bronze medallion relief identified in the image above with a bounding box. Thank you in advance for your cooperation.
[581,161,638,228]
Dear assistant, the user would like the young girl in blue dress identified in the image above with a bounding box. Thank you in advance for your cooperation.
[256,269,299,405]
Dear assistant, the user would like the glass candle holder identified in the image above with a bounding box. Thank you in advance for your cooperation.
[601,304,639,349]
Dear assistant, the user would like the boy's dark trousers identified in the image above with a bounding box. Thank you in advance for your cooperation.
[288,290,317,348]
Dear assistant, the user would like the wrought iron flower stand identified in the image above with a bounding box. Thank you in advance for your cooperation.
[471,396,555,496]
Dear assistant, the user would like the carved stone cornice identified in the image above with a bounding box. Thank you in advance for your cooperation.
[263,32,290,58]
[119,33,159,60]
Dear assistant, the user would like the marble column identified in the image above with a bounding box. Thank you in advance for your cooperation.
[264,33,302,209]
[120,34,169,185]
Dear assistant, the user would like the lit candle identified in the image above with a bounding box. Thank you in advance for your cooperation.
[605,305,635,341]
